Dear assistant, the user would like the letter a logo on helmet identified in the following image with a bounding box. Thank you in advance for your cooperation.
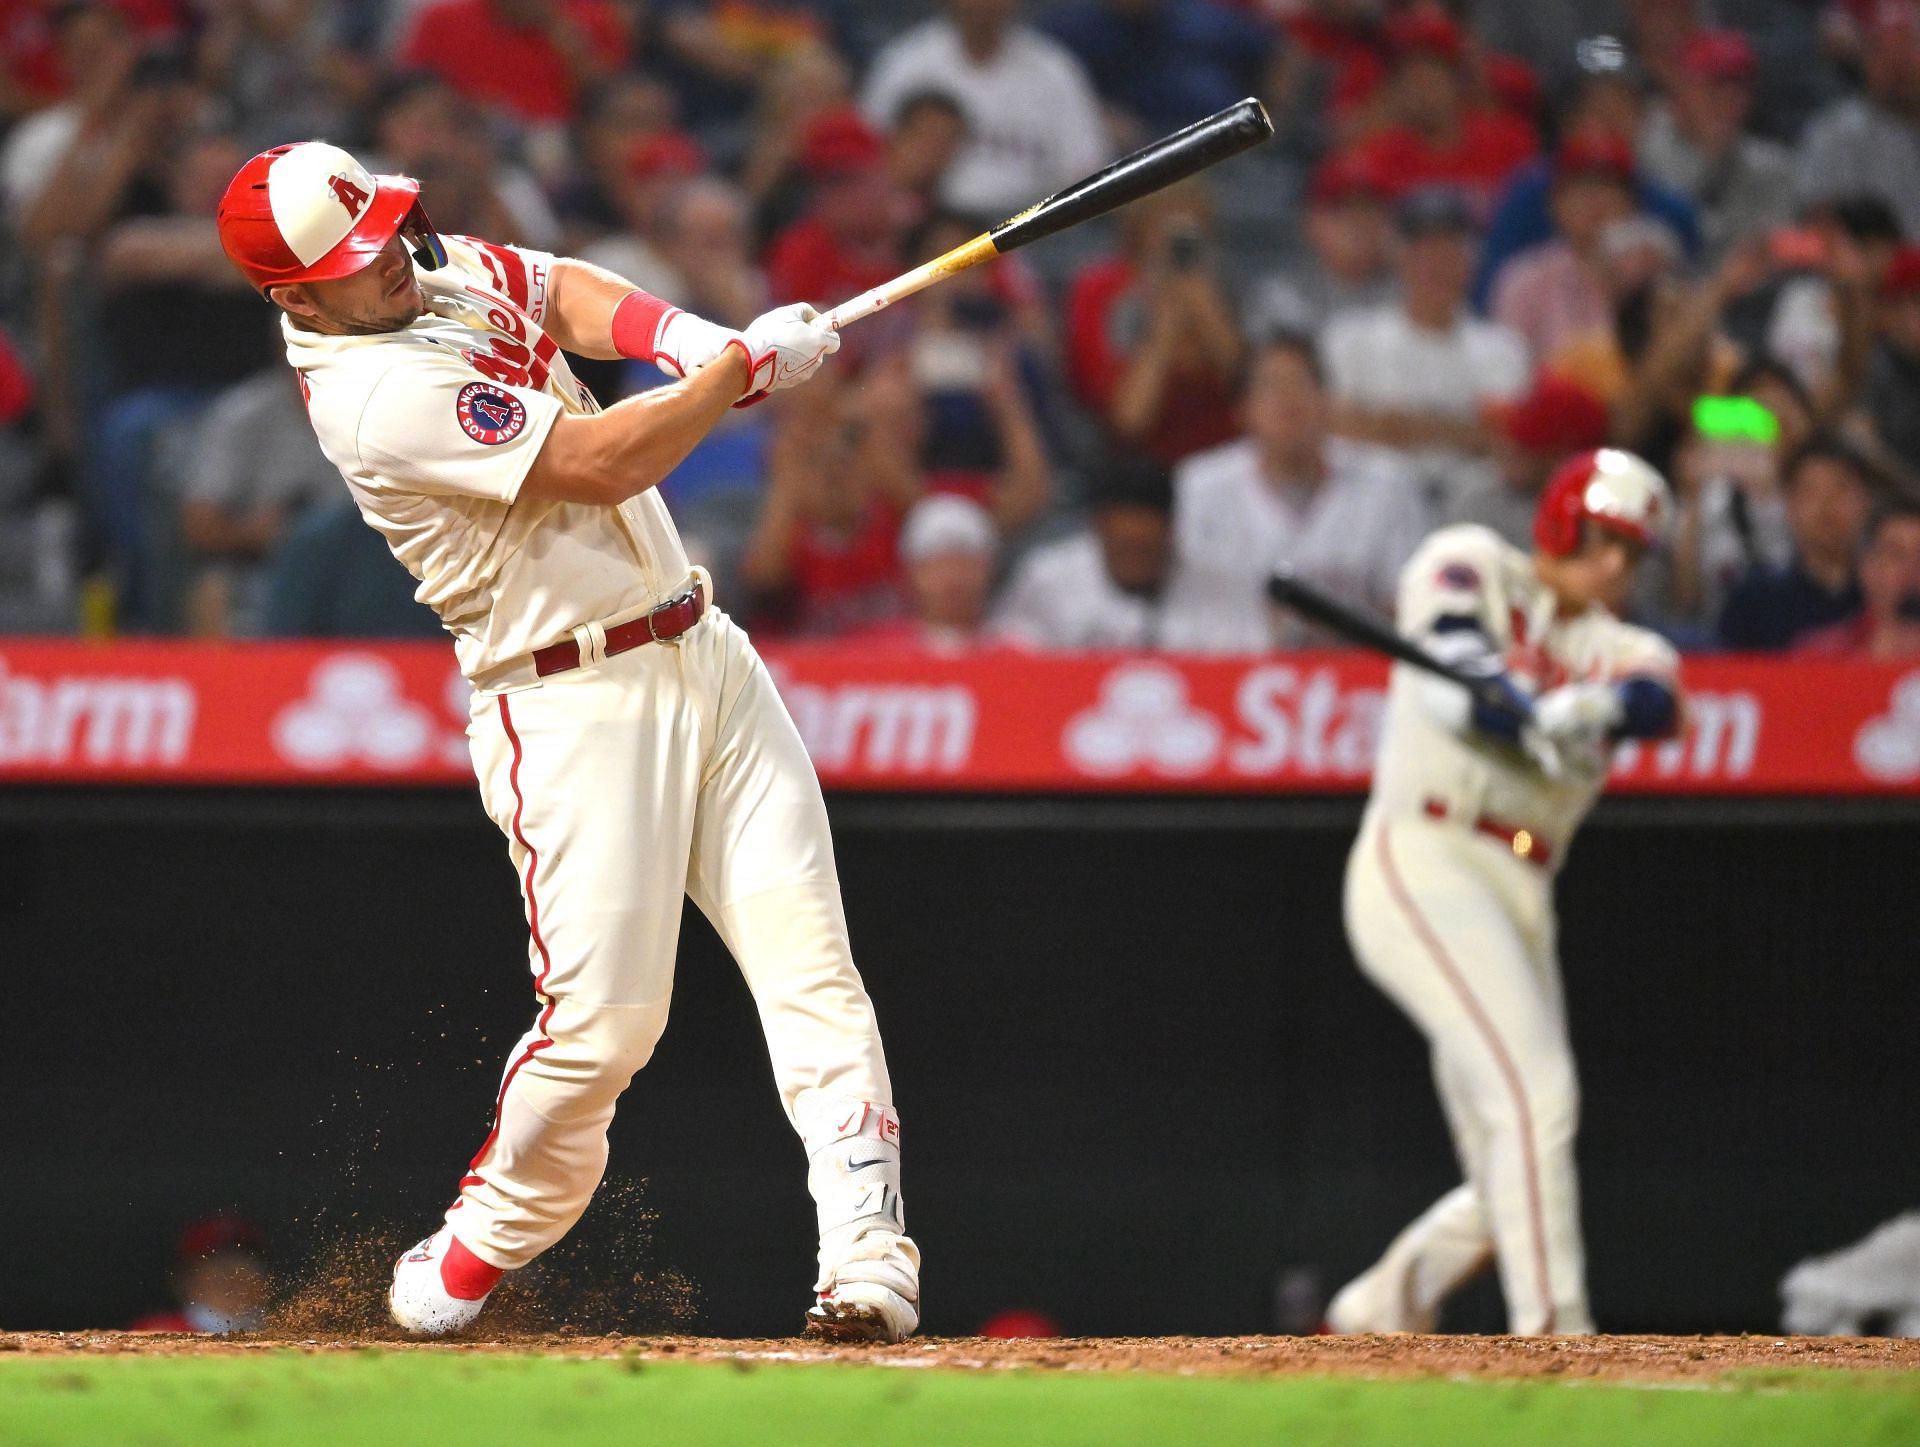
[217,140,446,293]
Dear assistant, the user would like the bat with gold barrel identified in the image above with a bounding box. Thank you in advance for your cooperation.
[823,98,1275,330]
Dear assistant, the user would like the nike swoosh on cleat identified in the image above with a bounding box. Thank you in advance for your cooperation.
[847,1156,889,1170]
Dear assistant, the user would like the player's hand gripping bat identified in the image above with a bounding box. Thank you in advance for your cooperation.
[1266,569,1535,730]
[823,98,1274,330]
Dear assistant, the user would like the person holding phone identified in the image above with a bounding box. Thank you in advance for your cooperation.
[1718,435,1877,649]
[1065,182,1243,464]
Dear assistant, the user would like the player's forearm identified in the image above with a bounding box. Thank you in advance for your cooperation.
[521,349,749,505]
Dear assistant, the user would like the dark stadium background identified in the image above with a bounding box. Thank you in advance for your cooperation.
[5,787,1914,1335]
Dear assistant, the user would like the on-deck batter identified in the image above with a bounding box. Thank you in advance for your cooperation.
[215,141,920,1341]
[1329,449,1684,1336]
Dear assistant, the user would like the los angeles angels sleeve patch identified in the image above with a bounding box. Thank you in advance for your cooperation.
[455,381,528,445]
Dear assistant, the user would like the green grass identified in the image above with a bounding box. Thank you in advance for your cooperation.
[2,1353,1918,1446]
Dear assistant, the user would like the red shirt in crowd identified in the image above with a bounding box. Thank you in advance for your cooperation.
[1065,258,1240,465]
[763,219,899,318]
[399,0,629,123]
[1345,108,1539,205]
[785,500,905,637]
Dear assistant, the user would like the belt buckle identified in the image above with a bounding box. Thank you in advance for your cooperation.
[647,585,695,645]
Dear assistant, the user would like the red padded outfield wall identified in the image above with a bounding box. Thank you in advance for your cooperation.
[0,640,1917,792]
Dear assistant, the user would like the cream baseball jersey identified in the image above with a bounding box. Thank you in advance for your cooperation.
[286,233,691,679]
[1370,524,1679,851]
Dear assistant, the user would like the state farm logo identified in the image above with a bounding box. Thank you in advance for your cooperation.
[1064,662,1221,776]
[0,653,195,766]
[1854,672,1920,781]
[773,669,976,773]
[272,654,440,769]
[1062,661,1384,779]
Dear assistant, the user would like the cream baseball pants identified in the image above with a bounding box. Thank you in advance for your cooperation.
[1336,810,1593,1335]
[449,608,904,1280]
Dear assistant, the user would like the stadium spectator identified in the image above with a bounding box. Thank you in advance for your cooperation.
[1472,71,1702,310]
[1795,0,1920,236]
[92,130,272,628]
[1246,154,1399,338]
[655,178,768,331]
[1065,183,1243,465]
[1862,245,1920,477]
[1650,374,1801,639]
[742,368,921,638]
[5,27,217,279]
[651,0,847,133]
[1794,496,1920,656]
[395,0,630,128]
[1341,7,1538,209]
[1490,129,1643,368]
[1159,333,1430,651]
[1321,185,1530,509]
[555,73,681,246]
[365,72,561,252]
[884,89,970,222]
[845,494,1000,652]
[127,1216,269,1335]
[569,127,707,306]
[178,367,342,637]
[1699,197,1892,423]
[764,107,907,322]
[1718,437,1876,650]
[0,325,76,633]
[902,271,1053,540]
[1635,30,1796,266]
[1040,0,1279,139]
[262,498,451,640]
[992,457,1178,649]
[861,0,1108,217]
[1445,374,1612,549]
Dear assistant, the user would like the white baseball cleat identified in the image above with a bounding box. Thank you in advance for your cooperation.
[389,1226,502,1336]
[804,1230,921,1343]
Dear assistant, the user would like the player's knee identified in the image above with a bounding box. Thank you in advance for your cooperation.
[542,996,672,1103]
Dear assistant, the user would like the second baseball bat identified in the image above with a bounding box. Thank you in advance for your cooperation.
[824,98,1274,329]
[1266,570,1533,725]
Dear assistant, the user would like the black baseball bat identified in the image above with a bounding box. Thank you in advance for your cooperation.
[826,98,1274,328]
[1266,569,1532,725]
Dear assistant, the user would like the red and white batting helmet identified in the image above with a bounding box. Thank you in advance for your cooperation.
[216,141,446,294]
[1533,447,1673,557]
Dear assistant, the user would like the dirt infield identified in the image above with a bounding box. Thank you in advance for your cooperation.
[3,1331,1916,1382]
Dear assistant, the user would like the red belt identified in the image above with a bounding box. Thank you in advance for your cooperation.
[531,580,707,679]
[1423,797,1553,869]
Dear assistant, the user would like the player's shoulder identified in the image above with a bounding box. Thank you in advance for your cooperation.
[1585,605,1682,677]
[1403,523,1523,590]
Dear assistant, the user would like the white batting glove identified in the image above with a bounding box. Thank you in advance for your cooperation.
[738,303,840,404]
[653,310,747,380]
[1532,682,1623,745]
[1524,682,1620,781]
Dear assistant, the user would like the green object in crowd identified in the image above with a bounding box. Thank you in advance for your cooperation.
[1693,395,1780,445]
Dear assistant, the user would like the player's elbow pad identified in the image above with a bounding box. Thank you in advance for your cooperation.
[1613,677,1679,740]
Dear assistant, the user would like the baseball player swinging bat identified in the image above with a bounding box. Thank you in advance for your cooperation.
[1267,569,1533,727]
[824,97,1275,330]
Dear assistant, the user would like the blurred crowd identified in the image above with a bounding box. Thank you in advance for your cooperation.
[5,0,1920,660]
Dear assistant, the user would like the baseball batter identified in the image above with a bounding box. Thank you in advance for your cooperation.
[1328,449,1683,1336]
[215,142,920,1341]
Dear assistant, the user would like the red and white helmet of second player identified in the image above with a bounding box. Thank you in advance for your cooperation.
[216,140,446,294]
[1533,447,1673,557]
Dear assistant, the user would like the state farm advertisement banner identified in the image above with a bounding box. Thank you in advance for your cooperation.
[1,640,1918,794]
